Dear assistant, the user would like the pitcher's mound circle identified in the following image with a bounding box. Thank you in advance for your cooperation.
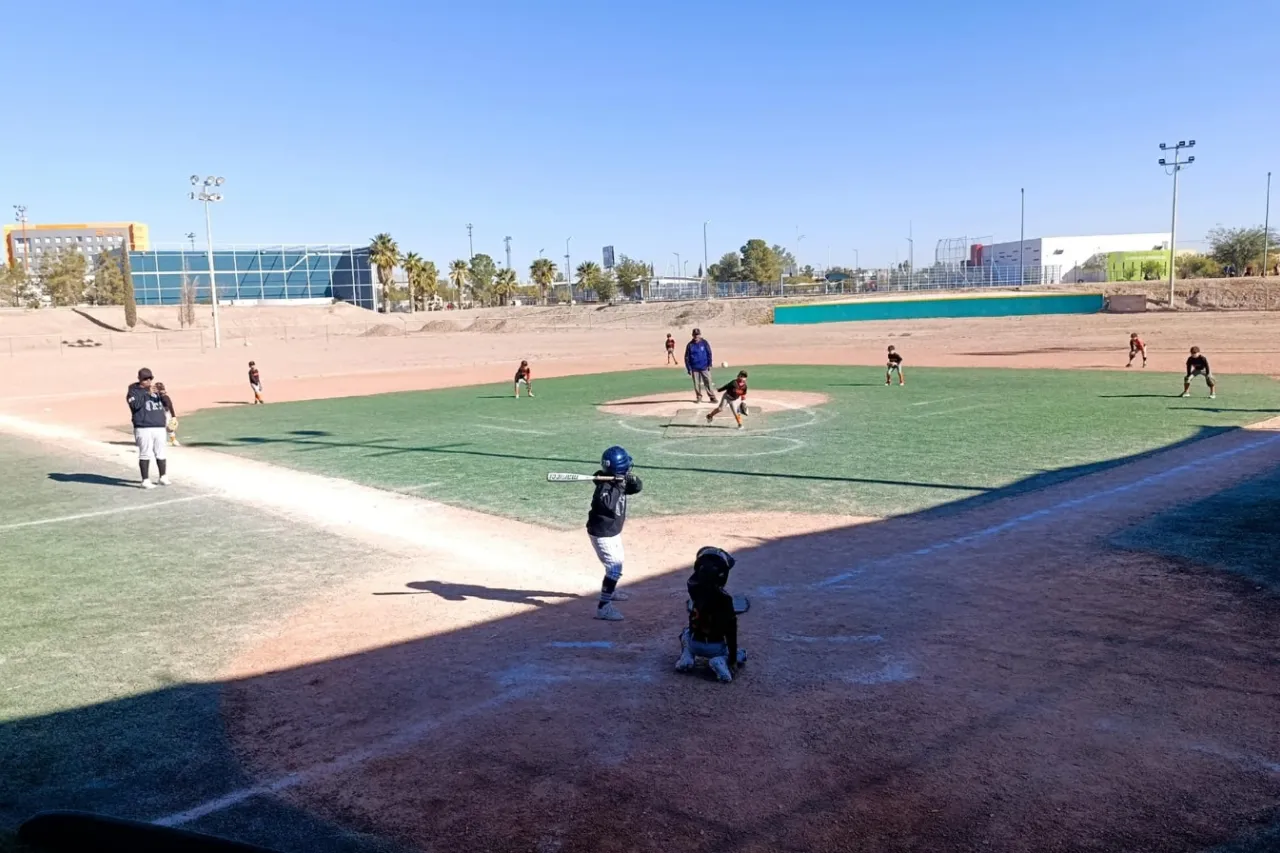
[599,390,829,418]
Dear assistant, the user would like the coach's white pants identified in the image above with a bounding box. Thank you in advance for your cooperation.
[589,534,624,580]
[134,426,168,461]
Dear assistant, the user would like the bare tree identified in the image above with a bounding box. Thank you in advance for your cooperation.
[178,275,197,328]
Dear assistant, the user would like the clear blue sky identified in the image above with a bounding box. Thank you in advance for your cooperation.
[1,0,1274,274]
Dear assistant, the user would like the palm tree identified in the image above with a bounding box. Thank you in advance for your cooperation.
[448,259,469,305]
[368,233,401,312]
[576,261,601,287]
[420,260,439,308]
[402,252,425,312]
[493,268,519,307]
[529,257,557,305]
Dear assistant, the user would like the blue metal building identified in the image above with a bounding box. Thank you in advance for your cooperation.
[128,245,376,309]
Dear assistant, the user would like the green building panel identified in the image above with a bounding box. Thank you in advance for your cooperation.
[774,292,1105,325]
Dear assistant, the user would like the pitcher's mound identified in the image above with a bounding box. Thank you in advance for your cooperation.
[599,390,829,418]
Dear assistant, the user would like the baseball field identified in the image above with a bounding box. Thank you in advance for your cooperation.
[2,304,1280,853]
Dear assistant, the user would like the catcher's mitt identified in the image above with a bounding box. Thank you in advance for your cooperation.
[167,417,179,431]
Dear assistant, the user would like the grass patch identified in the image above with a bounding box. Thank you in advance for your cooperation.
[182,366,1280,528]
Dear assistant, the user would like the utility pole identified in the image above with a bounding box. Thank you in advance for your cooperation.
[186,232,196,252]
[189,175,226,348]
[1158,140,1196,307]
[1019,188,1025,285]
[467,223,474,260]
[504,236,512,270]
[1264,172,1272,278]
[565,237,572,296]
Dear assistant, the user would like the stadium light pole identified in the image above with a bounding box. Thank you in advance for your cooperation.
[185,232,196,251]
[12,205,29,273]
[1158,140,1195,307]
[467,223,474,260]
[565,237,572,297]
[1264,172,1272,278]
[504,236,512,270]
[702,220,710,283]
[673,252,681,279]
[189,175,225,349]
[1019,188,1025,285]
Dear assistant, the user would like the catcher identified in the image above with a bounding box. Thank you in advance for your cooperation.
[155,381,179,447]
[676,546,749,683]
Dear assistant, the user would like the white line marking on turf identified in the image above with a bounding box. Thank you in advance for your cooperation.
[910,397,959,407]
[473,423,550,436]
[394,482,442,493]
[0,495,213,532]
[907,403,991,419]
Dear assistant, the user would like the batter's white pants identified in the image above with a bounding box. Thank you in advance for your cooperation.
[589,534,624,580]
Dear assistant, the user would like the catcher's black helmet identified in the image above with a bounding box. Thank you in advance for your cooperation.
[692,545,735,587]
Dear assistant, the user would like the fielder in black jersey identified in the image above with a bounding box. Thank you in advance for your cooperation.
[886,345,905,386]
[1181,347,1216,399]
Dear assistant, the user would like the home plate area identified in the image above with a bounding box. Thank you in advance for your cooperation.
[664,406,764,436]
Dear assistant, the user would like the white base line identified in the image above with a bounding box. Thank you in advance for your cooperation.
[813,430,1280,588]
[0,495,213,532]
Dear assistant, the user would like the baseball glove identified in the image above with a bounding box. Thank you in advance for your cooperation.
[167,417,179,431]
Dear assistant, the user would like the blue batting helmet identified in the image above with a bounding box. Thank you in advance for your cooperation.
[601,445,632,475]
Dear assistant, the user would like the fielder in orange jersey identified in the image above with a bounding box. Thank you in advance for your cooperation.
[514,360,534,398]
[1127,333,1147,368]
[706,371,748,430]
[248,361,265,404]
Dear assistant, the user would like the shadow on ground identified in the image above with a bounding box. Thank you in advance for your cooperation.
[5,426,1280,853]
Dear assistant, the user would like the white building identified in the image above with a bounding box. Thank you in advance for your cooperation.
[981,233,1170,283]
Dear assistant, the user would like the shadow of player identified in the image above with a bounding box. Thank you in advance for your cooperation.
[47,472,136,488]
[374,580,580,607]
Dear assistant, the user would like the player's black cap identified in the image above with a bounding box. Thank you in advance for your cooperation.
[137,368,154,381]
[692,327,701,336]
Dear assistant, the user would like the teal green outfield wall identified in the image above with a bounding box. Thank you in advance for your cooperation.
[773,292,1105,325]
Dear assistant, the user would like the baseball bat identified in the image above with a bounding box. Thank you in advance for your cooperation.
[546,472,615,483]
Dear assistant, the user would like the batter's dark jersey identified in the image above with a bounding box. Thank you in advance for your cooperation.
[515,365,532,382]
[887,352,903,365]
[249,368,261,386]
[586,472,643,538]
[1186,354,1211,375]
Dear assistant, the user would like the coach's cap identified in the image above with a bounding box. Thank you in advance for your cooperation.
[692,327,701,336]
[137,368,154,381]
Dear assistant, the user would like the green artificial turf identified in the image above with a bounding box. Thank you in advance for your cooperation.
[181,366,1280,529]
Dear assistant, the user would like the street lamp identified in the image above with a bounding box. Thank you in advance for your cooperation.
[12,205,29,274]
[189,174,226,348]
[1158,140,1196,306]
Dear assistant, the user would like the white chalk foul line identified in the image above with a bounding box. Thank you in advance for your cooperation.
[473,423,551,436]
[810,430,1280,589]
[155,667,654,827]
[0,495,214,532]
